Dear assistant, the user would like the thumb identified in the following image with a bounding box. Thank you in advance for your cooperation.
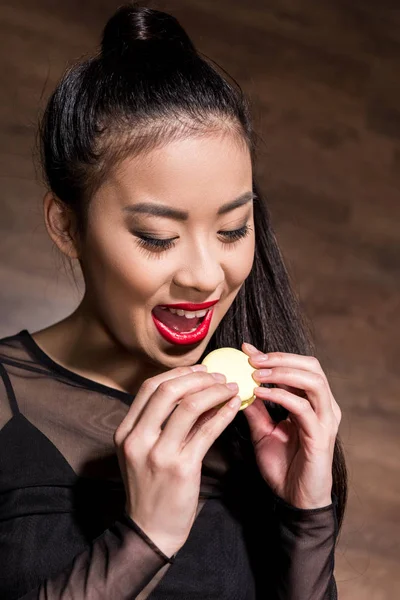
[243,397,275,445]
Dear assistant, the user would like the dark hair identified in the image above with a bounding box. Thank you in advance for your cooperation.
[39,2,347,533]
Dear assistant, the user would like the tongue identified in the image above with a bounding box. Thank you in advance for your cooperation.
[153,306,202,333]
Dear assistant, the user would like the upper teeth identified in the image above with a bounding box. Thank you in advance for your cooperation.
[160,307,209,319]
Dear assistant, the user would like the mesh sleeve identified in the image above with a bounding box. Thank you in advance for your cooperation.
[269,492,339,600]
[17,513,174,600]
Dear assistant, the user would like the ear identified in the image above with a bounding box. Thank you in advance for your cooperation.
[43,191,80,259]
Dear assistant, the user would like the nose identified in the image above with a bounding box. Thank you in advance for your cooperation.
[172,238,225,294]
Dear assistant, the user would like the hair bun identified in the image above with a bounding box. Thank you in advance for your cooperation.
[101,3,196,61]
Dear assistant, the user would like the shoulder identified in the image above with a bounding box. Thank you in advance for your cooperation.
[0,329,36,395]
[0,330,31,378]
[0,331,26,425]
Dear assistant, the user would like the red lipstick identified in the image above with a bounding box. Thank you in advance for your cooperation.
[152,307,215,346]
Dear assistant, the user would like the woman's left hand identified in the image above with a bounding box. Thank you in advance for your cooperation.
[241,343,342,509]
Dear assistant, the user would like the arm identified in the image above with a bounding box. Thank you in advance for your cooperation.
[267,491,338,600]
[18,513,175,600]
[240,344,343,600]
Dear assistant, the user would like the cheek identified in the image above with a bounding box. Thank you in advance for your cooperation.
[82,230,172,303]
[224,237,255,288]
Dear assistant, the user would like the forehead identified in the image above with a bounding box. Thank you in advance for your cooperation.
[104,134,252,208]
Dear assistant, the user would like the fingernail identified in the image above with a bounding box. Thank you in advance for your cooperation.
[211,372,226,382]
[226,382,239,391]
[191,364,207,371]
[228,395,241,408]
[254,369,272,376]
[243,342,258,354]
[254,354,269,362]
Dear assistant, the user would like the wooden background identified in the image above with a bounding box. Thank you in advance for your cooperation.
[0,1,399,597]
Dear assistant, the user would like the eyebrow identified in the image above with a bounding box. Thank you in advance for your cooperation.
[122,191,256,221]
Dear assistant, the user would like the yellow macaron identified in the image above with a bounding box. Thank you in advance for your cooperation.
[201,347,256,410]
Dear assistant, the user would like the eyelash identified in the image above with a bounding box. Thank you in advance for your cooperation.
[134,224,252,254]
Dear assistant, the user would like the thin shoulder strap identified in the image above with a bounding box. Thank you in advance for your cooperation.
[0,362,20,415]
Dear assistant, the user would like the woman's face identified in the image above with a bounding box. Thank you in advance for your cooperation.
[80,133,255,368]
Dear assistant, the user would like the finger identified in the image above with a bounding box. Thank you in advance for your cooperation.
[132,372,231,440]
[252,367,332,422]
[241,396,276,440]
[114,365,206,443]
[331,398,342,426]
[253,385,320,439]
[242,344,327,377]
[244,346,342,426]
[157,381,240,453]
[244,397,297,446]
[181,395,242,464]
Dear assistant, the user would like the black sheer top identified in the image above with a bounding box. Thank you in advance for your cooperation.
[0,330,339,599]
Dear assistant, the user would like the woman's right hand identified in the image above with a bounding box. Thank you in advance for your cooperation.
[113,365,241,558]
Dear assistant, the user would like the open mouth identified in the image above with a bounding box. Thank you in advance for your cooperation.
[152,305,208,333]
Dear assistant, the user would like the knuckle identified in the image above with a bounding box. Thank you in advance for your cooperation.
[148,448,165,471]
[141,378,157,394]
[172,460,196,480]
[267,385,279,397]
[197,416,217,438]
[314,373,326,388]
[219,382,235,394]
[309,356,321,369]
[199,422,214,439]
[273,367,287,378]
[181,397,201,414]
[298,397,310,412]
[175,366,192,377]
[158,380,177,396]
[113,427,123,447]
[122,436,139,462]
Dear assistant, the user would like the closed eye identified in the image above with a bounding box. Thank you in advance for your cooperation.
[133,224,252,256]
[219,224,251,243]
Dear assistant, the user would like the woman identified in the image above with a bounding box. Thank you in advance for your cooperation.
[0,2,347,598]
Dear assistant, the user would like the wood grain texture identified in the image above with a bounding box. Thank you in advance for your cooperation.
[0,1,399,598]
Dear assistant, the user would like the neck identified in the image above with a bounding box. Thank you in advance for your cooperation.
[32,297,166,396]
